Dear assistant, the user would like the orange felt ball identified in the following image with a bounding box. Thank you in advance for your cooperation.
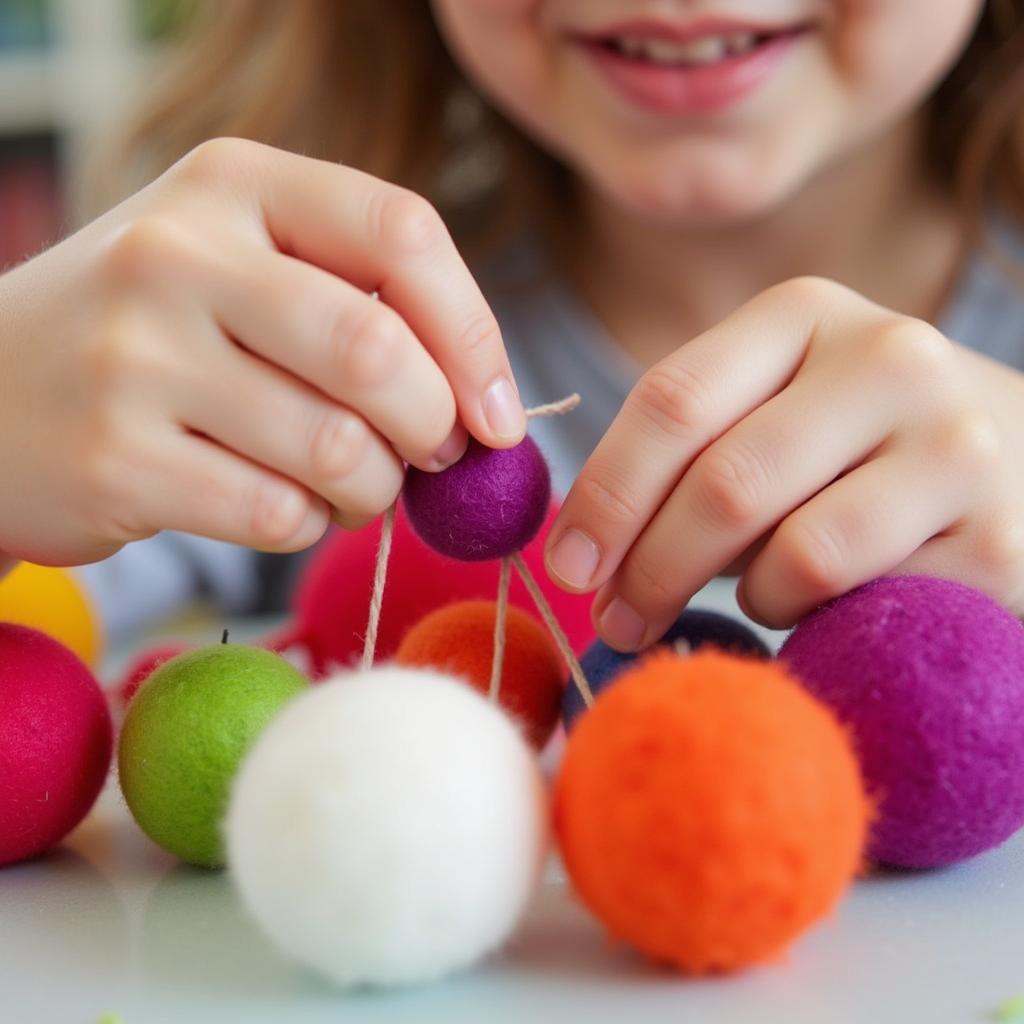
[556,650,868,974]
[396,600,564,749]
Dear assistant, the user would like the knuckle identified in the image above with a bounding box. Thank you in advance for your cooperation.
[631,363,711,440]
[104,215,190,286]
[335,304,406,388]
[174,136,260,183]
[248,482,311,549]
[575,470,644,528]
[866,318,953,382]
[453,310,503,362]
[625,551,678,604]
[773,274,845,307]
[933,408,1003,469]
[369,186,445,257]
[308,411,367,482]
[82,311,146,395]
[693,448,765,529]
[974,515,1024,583]
[777,516,848,594]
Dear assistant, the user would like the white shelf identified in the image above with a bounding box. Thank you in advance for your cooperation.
[0,52,58,133]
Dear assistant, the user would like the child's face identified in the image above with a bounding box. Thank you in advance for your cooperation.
[431,0,983,224]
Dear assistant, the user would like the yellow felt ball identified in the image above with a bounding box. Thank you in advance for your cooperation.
[0,562,102,667]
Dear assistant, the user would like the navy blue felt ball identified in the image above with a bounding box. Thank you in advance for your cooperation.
[562,608,771,731]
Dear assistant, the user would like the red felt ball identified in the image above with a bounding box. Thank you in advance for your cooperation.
[267,503,593,678]
[0,623,114,866]
[556,650,867,974]
[114,642,191,706]
[396,600,565,749]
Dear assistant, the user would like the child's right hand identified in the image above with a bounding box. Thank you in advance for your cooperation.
[0,138,525,567]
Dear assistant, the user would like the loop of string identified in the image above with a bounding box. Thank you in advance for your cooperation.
[359,394,593,710]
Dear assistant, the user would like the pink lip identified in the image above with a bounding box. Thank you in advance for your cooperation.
[574,19,809,117]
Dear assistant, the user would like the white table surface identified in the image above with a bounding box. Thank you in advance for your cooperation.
[2,587,1023,1024]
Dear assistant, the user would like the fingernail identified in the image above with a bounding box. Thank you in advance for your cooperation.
[599,597,647,651]
[426,425,467,471]
[547,529,601,590]
[483,377,525,440]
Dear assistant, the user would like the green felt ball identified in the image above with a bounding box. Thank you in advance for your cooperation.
[118,643,308,867]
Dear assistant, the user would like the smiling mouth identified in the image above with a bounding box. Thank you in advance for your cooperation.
[586,24,811,70]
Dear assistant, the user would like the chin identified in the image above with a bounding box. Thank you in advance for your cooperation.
[565,124,815,229]
[588,158,803,230]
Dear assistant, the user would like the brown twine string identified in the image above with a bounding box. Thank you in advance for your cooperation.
[511,552,594,708]
[360,502,396,670]
[489,555,511,702]
[360,393,584,694]
[525,393,580,420]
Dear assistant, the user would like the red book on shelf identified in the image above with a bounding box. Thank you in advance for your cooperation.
[0,160,61,269]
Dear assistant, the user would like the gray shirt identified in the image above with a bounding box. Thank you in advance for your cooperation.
[76,225,1024,639]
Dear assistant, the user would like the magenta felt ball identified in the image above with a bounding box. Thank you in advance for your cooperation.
[0,623,113,866]
[403,437,551,561]
[780,575,1024,869]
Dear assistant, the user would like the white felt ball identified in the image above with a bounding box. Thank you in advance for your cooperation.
[225,664,549,988]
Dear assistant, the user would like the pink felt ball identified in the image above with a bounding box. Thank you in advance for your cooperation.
[0,623,113,866]
[267,503,594,677]
[403,437,551,561]
[114,642,192,705]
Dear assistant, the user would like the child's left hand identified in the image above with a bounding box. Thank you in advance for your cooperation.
[546,277,1024,649]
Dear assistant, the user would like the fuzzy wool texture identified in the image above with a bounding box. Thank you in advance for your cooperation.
[0,623,113,866]
[396,599,565,749]
[0,562,102,667]
[563,608,770,730]
[226,666,549,989]
[118,645,308,867]
[403,437,551,562]
[780,575,1024,868]
[556,650,867,974]
[115,643,191,705]
[269,502,593,677]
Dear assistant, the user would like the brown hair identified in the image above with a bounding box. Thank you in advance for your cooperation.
[105,0,1024,255]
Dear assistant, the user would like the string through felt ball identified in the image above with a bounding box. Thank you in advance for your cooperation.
[489,556,511,702]
[512,552,594,708]
[361,503,396,670]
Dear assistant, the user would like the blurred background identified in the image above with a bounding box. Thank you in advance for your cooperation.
[0,0,192,268]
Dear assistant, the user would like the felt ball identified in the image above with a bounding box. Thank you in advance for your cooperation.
[556,650,867,973]
[226,665,548,988]
[118,643,308,867]
[0,623,113,866]
[563,607,771,731]
[267,502,592,677]
[396,600,564,749]
[0,562,102,667]
[114,643,191,706]
[780,575,1024,868]
[403,436,551,561]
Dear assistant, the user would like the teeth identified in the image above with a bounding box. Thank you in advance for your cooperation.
[726,31,757,55]
[614,32,758,66]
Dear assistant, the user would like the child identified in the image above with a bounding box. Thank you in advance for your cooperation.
[1,0,1022,650]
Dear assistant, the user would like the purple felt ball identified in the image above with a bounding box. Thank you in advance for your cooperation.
[403,436,551,562]
[780,575,1024,869]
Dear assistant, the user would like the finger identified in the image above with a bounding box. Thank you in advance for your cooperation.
[130,430,330,553]
[737,448,966,628]
[181,141,525,447]
[178,340,406,522]
[546,278,860,595]
[205,246,463,471]
[589,369,898,650]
